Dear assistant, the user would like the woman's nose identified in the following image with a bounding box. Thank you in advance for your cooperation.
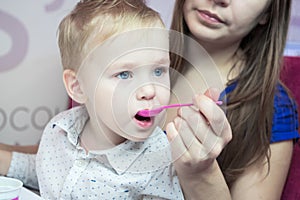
[136,84,156,100]
[212,0,230,7]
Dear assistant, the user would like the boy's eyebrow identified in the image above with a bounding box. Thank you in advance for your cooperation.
[109,61,139,70]
[156,57,170,65]
[110,57,170,69]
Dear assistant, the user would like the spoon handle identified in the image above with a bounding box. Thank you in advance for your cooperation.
[162,103,193,109]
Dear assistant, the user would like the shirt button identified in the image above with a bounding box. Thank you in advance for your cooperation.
[75,159,87,167]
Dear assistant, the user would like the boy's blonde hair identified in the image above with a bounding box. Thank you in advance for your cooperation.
[58,0,164,70]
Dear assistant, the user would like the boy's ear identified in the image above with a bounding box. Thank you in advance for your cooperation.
[63,69,87,104]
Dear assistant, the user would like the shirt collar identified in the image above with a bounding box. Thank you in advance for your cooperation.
[91,127,172,175]
[51,106,172,175]
[51,105,89,146]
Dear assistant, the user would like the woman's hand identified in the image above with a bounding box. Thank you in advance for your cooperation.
[166,88,232,199]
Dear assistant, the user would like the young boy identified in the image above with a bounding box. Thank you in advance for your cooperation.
[4,0,184,199]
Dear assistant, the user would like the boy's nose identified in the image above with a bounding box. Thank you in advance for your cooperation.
[136,84,156,100]
[213,0,230,7]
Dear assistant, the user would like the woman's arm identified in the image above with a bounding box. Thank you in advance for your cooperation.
[0,149,39,189]
[177,160,231,200]
[0,150,12,175]
[166,89,232,199]
[0,143,38,175]
[230,140,293,200]
[173,140,293,200]
[0,143,39,154]
[0,144,40,189]
[165,88,293,199]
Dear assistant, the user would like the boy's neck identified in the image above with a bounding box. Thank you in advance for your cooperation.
[80,119,126,152]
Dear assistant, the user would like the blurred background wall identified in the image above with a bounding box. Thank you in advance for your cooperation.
[285,0,300,56]
[0,1,77,145]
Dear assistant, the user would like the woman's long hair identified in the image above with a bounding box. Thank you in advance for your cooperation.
[170,0,291,187]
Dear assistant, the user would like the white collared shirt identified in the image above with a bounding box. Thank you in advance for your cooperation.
[10,106,184,199]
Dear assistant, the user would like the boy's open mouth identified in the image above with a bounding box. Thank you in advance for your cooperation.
[134,113,151,122]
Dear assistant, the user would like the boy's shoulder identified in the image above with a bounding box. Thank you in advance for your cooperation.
[49,105,85,122]
[43,105,88,132]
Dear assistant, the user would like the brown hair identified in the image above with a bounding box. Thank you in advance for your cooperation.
[170,0,291,187]
[58,0,163,70]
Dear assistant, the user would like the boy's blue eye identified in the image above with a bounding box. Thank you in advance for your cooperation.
[153,68,164,77]
[116,71,132,79]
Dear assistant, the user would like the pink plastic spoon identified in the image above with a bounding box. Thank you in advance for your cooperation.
[137,101,223,117]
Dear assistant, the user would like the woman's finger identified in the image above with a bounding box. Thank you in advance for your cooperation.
[166,121,190,162]
[178,106,224,158]
[192,94,232,143]
[177,106,209,142]
[204,87,221,102]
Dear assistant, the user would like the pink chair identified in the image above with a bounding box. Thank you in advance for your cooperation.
[280,56,300,199]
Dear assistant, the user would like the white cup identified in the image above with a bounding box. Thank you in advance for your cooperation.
[0,177,23,200]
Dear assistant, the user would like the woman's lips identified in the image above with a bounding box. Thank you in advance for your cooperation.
[197,9,226,25]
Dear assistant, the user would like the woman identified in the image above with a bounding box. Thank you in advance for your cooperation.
[166,0,299,199]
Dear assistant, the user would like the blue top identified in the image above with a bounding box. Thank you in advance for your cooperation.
[220,83,299,143]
